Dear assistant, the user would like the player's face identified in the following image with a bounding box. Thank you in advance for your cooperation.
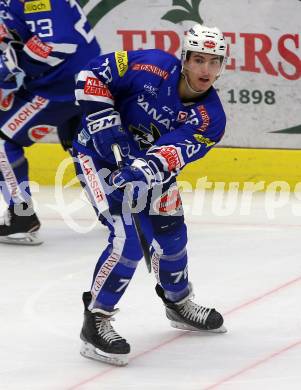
[184,52,222,93]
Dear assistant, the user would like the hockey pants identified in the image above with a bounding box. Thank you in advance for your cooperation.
[73,147,189,311]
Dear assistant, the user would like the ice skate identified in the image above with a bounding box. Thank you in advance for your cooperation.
[80,292,130,366]
[0,203,42,245]
[156,283,227,333]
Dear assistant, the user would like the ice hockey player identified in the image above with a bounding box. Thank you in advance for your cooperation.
[0,0,100,245]
[73,24,228,366]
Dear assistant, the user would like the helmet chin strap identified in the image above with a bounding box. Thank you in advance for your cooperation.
[181,71,203,95]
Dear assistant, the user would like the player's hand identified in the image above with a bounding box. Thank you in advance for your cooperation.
[86,108,130,164]
[109,158,156,201]
[110,165,148,189]
[109,165,149,203]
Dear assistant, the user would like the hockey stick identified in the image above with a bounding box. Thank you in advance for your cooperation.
[112,144,152,273]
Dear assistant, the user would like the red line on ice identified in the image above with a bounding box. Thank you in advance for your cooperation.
[66,275,301,390]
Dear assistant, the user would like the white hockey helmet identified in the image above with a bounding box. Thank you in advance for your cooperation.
[181,24,227,66]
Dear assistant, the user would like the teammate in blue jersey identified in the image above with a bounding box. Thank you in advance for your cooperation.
[0,0,100,244]
[73,24,228,366]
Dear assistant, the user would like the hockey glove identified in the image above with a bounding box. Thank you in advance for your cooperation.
[86,108,130,164]
[110,159,156,202]
[0,43,25,98]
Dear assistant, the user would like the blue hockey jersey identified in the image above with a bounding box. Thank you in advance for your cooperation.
[75,49,226,181]
[0,0,100,101]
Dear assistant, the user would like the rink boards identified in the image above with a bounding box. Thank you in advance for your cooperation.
[25,144,301,191]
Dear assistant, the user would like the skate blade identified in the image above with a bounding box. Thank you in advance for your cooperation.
[0,232,43,246]
[170,321,227,333]
[80,341,129,366]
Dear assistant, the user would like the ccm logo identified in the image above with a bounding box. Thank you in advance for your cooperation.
[87,114,120,134]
